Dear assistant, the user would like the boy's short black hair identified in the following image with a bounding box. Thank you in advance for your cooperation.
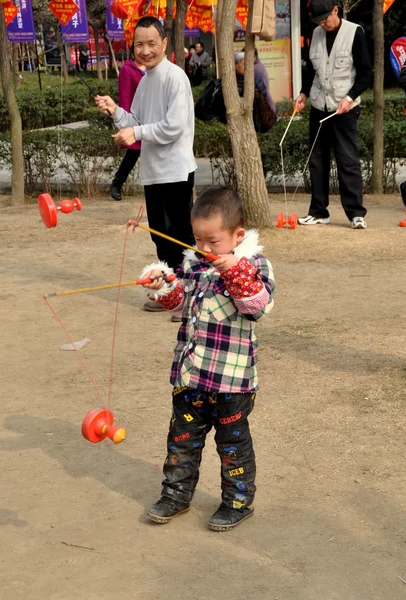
[191,186,244,233]
[135,16,166,40]
[189,44,196,51]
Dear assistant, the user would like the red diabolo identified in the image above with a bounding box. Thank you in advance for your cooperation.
[81,408,126,444]
[38,193,82,228]
[277,212,298,230]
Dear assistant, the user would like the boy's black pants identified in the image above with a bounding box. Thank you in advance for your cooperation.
[143,172,195,270]
[160,387,256,509]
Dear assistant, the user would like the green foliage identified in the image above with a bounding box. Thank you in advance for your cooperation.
[0,80,119,132]
[194,107,406,194]
[0,128,122,195]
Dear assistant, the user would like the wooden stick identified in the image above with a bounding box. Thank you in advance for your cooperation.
[279,107,298,147]
[132,221,219,261]
[44,275,174,298]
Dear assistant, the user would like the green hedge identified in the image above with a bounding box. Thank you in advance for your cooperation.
[194,113,406,193]
[0,80,118,132]
[0,128,123,195]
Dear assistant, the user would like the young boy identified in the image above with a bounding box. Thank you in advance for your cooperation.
[141,186,275,531]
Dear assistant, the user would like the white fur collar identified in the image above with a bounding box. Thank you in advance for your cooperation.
[183,229,263,263]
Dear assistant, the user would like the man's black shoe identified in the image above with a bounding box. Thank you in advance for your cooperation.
[400,181,406,207]
[147,497,190,524]
[208,503,254,532]
[110,182,122,201]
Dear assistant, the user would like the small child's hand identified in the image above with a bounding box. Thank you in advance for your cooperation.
[212,254,240,272]
[142,269,166,290]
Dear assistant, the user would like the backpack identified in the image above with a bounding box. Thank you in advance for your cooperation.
[253,89,277,133]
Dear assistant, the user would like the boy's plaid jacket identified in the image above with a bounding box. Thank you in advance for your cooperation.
[141,230,275,393]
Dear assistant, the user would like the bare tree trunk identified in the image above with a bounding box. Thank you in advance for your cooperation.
[107,37,119,77]
[0,9,24,205]
[174,0,187,68]
[371,0,384,193]
[55,26,69,82]
[216,0,272,227]
[12,42,21,89]
[92,25,103,80]
[164,0,174,59]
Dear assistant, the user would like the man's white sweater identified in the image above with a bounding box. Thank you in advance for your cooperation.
[113,57,197,186]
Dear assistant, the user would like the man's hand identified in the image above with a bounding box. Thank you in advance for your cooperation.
[142,270,165,290]
[112,127,136,146]
[212,254,240,272]
[294,92,307,112]
[337,97,351,115]
[95,95,117,116]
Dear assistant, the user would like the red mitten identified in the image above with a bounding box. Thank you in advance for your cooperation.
[222,257,264,299]
[150,282,184,311]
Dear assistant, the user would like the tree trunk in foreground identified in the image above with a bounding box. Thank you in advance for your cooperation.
[165,0,174,60]
[216,0,272,227]
[371,0,384,194]
[0,9,24,205]
[174,0,187,69]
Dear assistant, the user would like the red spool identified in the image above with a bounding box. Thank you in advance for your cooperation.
[38,194,82,228]
[81,408,126,444]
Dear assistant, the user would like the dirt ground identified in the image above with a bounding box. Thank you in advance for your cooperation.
[0,193,405,600]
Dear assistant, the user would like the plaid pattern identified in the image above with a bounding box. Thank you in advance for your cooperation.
[170,254,274,393]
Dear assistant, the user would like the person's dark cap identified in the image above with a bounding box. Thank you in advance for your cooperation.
[310,0,337,23]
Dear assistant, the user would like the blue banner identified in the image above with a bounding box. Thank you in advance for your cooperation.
[7,0,35,43]
[61,0,90,43]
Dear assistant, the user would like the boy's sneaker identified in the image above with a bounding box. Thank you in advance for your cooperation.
[351,216,367,229]
[208,503,254,532]
[298,215,330,225]
[143,300,165,312]
[147,497,190,524]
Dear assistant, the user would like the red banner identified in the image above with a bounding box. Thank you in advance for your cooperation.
[236,0,248,29]
[185,4,204,29]
[383,0,397,14]
[48,0,79,26]
[2,1,18,25]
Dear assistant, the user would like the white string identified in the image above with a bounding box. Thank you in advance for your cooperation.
[291,122,322,203]
[280,144,288,220]
[58,54,64,203]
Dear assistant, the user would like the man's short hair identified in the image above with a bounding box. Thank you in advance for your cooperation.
[191,186,244,232]
[196,41,204,49]
[135,16,166,40]
[234,52,245,65]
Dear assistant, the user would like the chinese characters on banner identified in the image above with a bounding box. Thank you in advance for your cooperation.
[1,0,19,27]
[61,0,89,42]
[48,0,79,26]
[106,0,124,39]
[6,0,35,41]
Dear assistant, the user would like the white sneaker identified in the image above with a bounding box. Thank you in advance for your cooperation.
[298,215,330,225]
[351,216,367,229]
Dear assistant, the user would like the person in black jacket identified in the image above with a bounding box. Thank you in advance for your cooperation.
[211,52,276,124]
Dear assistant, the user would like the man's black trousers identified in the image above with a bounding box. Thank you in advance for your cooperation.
[160,387,256,509]
[308,106,367,221]
[144,172,195,270]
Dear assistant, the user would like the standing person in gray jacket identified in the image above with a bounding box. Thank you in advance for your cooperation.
[95,16,196,316]
[189,42,211,85]
[294,0,372,229]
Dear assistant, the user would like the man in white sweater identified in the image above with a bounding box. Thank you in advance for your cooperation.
[96,17,196,314]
